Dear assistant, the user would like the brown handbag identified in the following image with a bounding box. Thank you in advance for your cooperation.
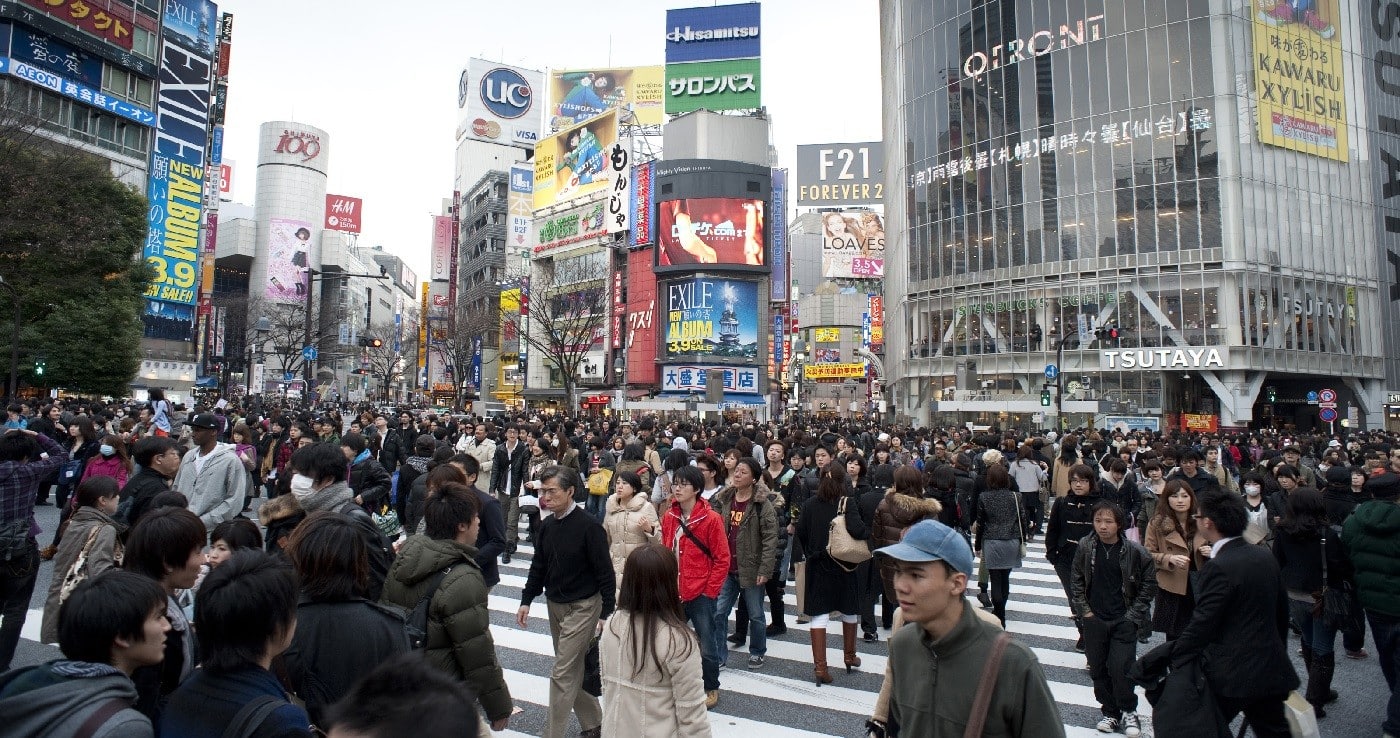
[827,495,872,569]
[963,632,1012,738]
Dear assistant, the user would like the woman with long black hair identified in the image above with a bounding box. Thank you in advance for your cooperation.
[794,463,868,686]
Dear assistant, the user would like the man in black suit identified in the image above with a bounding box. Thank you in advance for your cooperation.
[1172,487,1299,736]
[491,424,531,563]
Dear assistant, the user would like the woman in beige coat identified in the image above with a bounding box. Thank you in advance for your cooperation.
[601,543,711,738]
[603,469,660,594]
[1143,479,1208,639]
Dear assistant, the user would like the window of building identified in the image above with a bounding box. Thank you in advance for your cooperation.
[132,27,157,61]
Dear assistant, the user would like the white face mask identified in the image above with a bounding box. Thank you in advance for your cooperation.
[290,473,317,499]
[1244,484,1262,497]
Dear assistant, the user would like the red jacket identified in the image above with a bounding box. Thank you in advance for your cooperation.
[661,497,730,602]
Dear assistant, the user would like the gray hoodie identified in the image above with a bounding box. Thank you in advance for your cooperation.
[173,442,246,530]
[0,660,152,737]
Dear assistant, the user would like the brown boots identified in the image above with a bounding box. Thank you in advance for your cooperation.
[810,628,832,686]
[843,622,862,672]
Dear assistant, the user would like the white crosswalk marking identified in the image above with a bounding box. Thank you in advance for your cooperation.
[15,538,1154,736]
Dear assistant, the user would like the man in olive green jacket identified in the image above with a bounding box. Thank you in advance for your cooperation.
[382,485,513,732]
[876,519,1064,738]
[710,460,780,669]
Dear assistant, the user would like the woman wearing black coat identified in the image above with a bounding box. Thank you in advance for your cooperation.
[795,463,868,686]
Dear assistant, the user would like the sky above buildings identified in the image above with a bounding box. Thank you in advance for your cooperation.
[216,0,881,279]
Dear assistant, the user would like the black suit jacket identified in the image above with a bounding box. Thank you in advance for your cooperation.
[490,440,530,495]
[1171,538,1300,700]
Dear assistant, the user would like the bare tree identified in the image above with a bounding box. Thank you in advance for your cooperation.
[436,302,500,408]
[361,312,420,401]
[504,256,610,409]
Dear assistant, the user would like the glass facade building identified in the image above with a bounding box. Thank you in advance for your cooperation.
[882,0,1394,430]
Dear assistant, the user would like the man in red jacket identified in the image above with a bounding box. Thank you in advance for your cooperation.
[661,464,730,710]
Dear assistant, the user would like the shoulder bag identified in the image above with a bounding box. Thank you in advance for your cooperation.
[58,525,105,604]
[828,496,873,569]
[1014,492,1028,559]
[1316,531,1354,630]
[963,632,1012,738]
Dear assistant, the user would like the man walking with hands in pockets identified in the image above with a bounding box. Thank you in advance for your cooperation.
[517,465,615,738]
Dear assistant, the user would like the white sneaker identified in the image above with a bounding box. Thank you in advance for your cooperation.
[1096,715,1120,733]
[1122,712,1141,737]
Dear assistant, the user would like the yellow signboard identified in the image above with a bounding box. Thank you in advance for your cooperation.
[533,109,620,211]
[548,66,664,131]
[804,362,866,380]
[812,327,842,343]
[1252,0,1347,161]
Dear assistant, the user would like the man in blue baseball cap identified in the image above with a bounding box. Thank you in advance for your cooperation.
[876,519,1064,738]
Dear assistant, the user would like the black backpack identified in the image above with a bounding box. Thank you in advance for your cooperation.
[405,566,456,650]
[338,502,394,601]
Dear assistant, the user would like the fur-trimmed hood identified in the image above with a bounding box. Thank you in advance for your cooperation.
[258,492,304,528]
[883,489,943,518]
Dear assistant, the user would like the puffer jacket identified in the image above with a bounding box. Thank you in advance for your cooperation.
[380,535,511,722]
[41,506,124,643]
[660,497,730,602]
[1069,533,1158,627]
[1342,497,1400,617]
[349,456,392,512]
[603,492,660,590]
[873,491,942,602]
[709,482,780,588]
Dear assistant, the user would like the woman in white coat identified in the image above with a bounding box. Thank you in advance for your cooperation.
[601,543,712,738]
[602,470,660,595]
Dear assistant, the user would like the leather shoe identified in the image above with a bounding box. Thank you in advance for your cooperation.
[501,552,512,565]
[766,623,787,637]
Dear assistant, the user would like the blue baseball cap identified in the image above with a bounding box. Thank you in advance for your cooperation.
[874,519,974,576]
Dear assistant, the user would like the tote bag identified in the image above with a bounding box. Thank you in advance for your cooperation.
[828,496,872,568]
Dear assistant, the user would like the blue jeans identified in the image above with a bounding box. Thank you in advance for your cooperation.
[584,494,606,522]
[1288,598,1338,657]
[1368,611,1400,735]
[714,574,766,657]
[683,595,720,692]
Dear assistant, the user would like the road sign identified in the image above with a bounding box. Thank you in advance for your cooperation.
[1319,388,1337,403]
[1319,401,1338,409]
[1306,391,1319,403]
[1044,364,1059,380]
[302,346,318,361]
[282,372,295,382]
[1319,407,1339,422]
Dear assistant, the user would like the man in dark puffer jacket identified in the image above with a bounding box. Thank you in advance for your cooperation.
[1343,465,1400,738]
[381,483,512,732]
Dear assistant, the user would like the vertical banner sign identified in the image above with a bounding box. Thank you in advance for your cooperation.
[471,337,483,390]
[449,190,461,313]
[518,276,530,382]
[629,160,654,248]
[142,36,212,341]
[869,294,885,349]
[419,283,430,390]
[770,168,788,302]
[430,216,453,280]
[508,164,533,248]
[607,137,632,234]
[862,312,872,357]
[1251,0,1347,161]
[773,313,783,379]
[612,269,624,349]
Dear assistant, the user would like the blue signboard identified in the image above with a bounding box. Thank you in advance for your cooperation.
[163,0,218,55]
[3,22,102,88]
[665,3,761,64]
[471,337,483,388]
[0,56,154,125]
[770,168,787,302]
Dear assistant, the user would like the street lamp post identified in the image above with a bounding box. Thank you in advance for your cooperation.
[246,316,270,395]
[1054,331,1077,429]
[0,276,18,400]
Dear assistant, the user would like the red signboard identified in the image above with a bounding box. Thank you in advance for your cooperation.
[1181,414,1219,433]
[612,269,624,350]
[625,248,659,385]
[20,0,137,50]
[324,194,363,234]
[218,162,233,196]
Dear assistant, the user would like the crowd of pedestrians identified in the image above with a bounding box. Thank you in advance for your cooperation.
[0,396,1398,736]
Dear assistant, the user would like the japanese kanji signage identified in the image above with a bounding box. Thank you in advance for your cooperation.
[628,160,654,249]
[0,55,152,124]
[804,362,866,380]
[662,365,760,394]
[606,138,631,235]
[20,0,133,50]
[5,21,103,86]
[665,57,761,114]
[324,194,362,234]
[531,201,606,253]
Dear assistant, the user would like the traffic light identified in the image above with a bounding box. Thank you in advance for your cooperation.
[1266,386,1277,403]
[33,356,45,377]
[1040,388,1052,406]
[357,337,384,348]
[1094,323,1121,344]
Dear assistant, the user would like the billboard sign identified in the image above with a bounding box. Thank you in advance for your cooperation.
[626,248,659,385]
[606,138,631,234]
[629,159,654,248]
[548,65,664,130]
[796,142,885,205]
[430,215,452,281]
[531,200,606,253]
[163,0,217,55]
[457,58,544,150]
[142,37,211,338]
[804,362,866,380]
[663,277,759,361]
[657,197,765,270]
[665,3,761,64]
[1251,0,1346,161]
[17,0,135,50]
[813,327,841,343]
[218,160,233,196]
[664,57,761,115]
[662,364,760,394]
[263,218,312,303]
[533,108,618,210]
[3,22,102,87]
[0,56,154,124]
[507,163,533,248]
[820,211,885,278]
[324,194,362,233]
[770,168,787,301]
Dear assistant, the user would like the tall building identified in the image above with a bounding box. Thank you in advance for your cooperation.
[882,0,1395,432]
